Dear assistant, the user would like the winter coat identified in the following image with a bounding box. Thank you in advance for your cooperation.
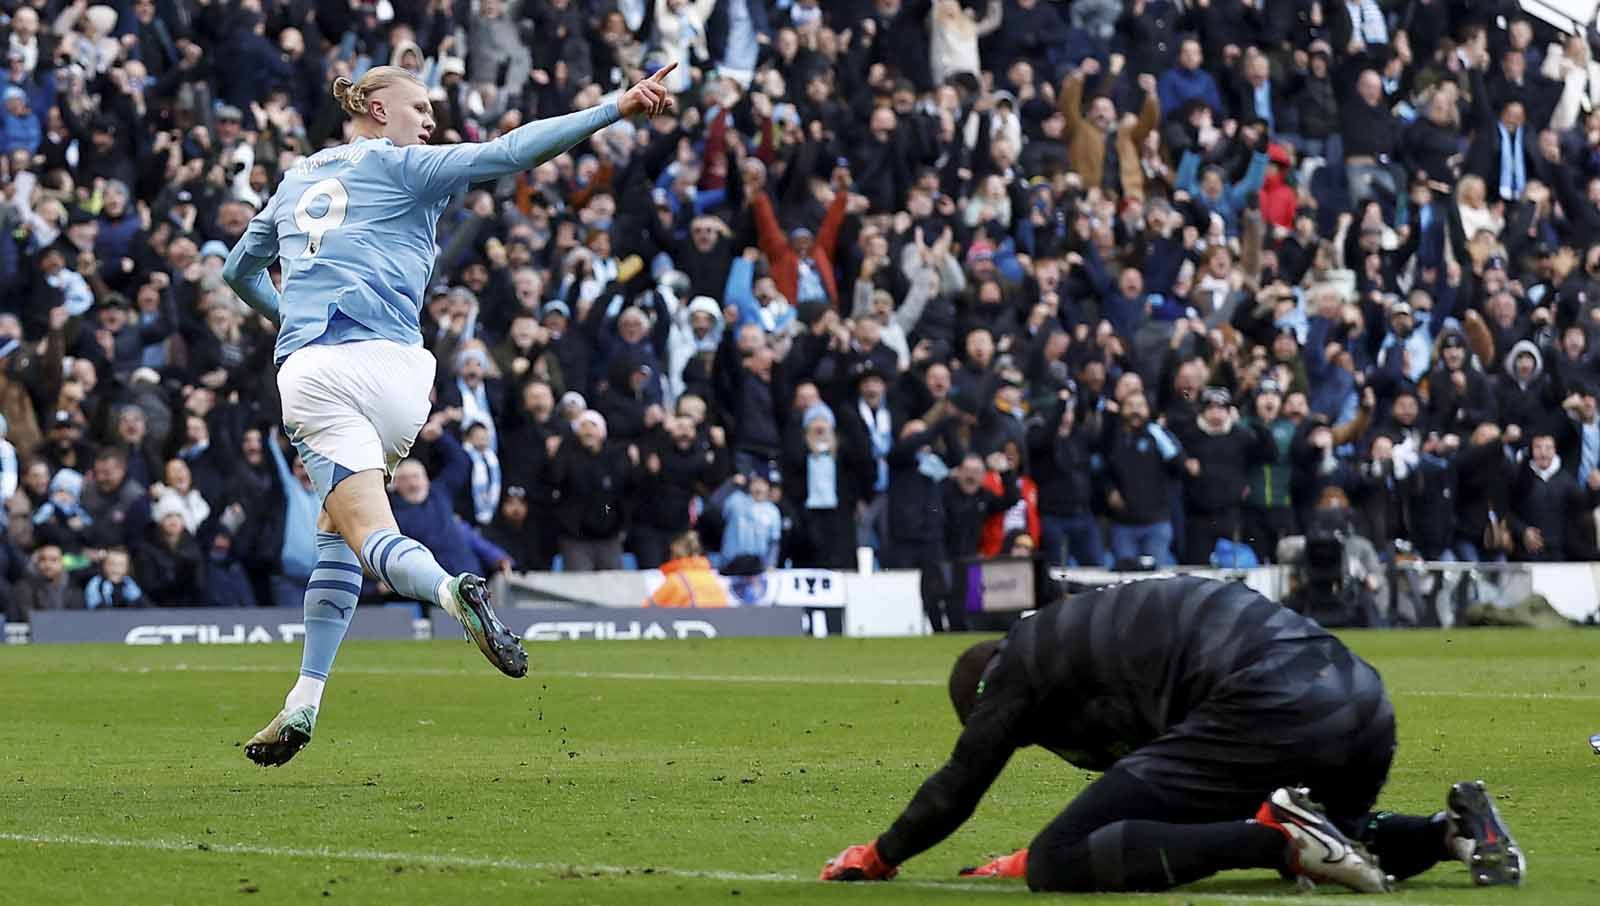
[1059,71,1160,201]
[928,0,1002,86]
[1027,412,1096,517]
[134,529,206,605]
[481,515,545,573]
[750,190,848,308]
[593,350,654,444]
[1424,366,1497,437]
[80,478,149,551]
[666,296,726,404]
[636,437,724,533]
[1496,340,1556,433]
[943,472,1018,559]
[1173,413,1278,516]
[547,441,636,540]
[466,12,529,89]
[10,572,84,618]
[1259,167,1296,230]
[885,421,961,546]
[1245,416,1298,510]
[1102,418,1186,526]
[1158,65,1224,116]
[0,109,40,154]
[1508,454,1599,560]
[203,553,258,607]
[979,471,1038,557]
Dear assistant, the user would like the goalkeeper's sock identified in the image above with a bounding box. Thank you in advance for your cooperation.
[292,531,363,709]
[1357,810,1452,882]
[360,528,451,605]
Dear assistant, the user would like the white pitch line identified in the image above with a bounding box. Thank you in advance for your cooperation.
[0,831,1467,904]
[108,663,1600,700]
[113,663,947,686]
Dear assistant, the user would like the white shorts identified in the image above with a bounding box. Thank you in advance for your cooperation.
[278,339,436,502]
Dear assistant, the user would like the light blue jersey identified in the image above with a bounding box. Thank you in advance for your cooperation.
[225,102,620,364]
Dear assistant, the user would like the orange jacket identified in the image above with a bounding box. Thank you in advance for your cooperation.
[646,556,731,608]
[979,472,1039,558]
[750,189,847,307]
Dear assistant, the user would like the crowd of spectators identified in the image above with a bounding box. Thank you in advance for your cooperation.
[5,0,1600,617]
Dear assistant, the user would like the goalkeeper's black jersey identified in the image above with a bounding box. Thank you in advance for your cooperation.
[876,576,1346,865]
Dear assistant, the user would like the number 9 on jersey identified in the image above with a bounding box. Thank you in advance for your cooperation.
[295,177,349,257]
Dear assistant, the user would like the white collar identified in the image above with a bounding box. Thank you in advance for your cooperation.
[1533,454,1563,482]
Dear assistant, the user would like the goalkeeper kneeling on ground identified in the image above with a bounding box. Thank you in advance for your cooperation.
[821,576,1523,893]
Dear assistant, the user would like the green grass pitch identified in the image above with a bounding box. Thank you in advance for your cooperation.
[3,630,1598,904]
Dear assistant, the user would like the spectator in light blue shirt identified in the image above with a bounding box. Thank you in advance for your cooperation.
[267,431,318,607]
[83,546,144,609]
[713,472,783,569]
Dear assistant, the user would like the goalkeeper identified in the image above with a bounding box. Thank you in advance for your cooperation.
[821,576,1522,893]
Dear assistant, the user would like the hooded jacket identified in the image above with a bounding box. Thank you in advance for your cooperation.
[594,350,655,444]
[667,295,726,405]
[1423,331,1497,436]
[1495,339,1555,433]
[1259,165,1296,230]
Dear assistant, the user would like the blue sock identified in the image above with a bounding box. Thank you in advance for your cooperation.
[360,527,452,604]
[299,532,363,682]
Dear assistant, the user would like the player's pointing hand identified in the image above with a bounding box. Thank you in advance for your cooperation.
[619,63,678,118]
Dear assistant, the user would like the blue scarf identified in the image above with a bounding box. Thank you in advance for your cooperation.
[456,377,497,450]
[917,449,951,482]
[806,451,838,509]
[85,575,143,609]
[139,310,167,368]
[859,400,891,492]
[465,443,501,525]
[1498,122,1525,200]
[1345,0,1388,45]
[33,500,92,527]
[796,259,827,304]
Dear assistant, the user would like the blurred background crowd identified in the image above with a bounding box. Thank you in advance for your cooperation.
[5,0,1600,617]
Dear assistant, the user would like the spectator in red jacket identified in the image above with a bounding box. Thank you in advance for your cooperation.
[979,439,1039,557]
[747,166,853,308]
[1260,143,1297,231]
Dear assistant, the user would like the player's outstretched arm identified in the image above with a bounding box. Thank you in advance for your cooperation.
[222,210,283,325]
[404,64,678,200]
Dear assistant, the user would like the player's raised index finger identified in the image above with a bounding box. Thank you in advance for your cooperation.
[647,62,678,83]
